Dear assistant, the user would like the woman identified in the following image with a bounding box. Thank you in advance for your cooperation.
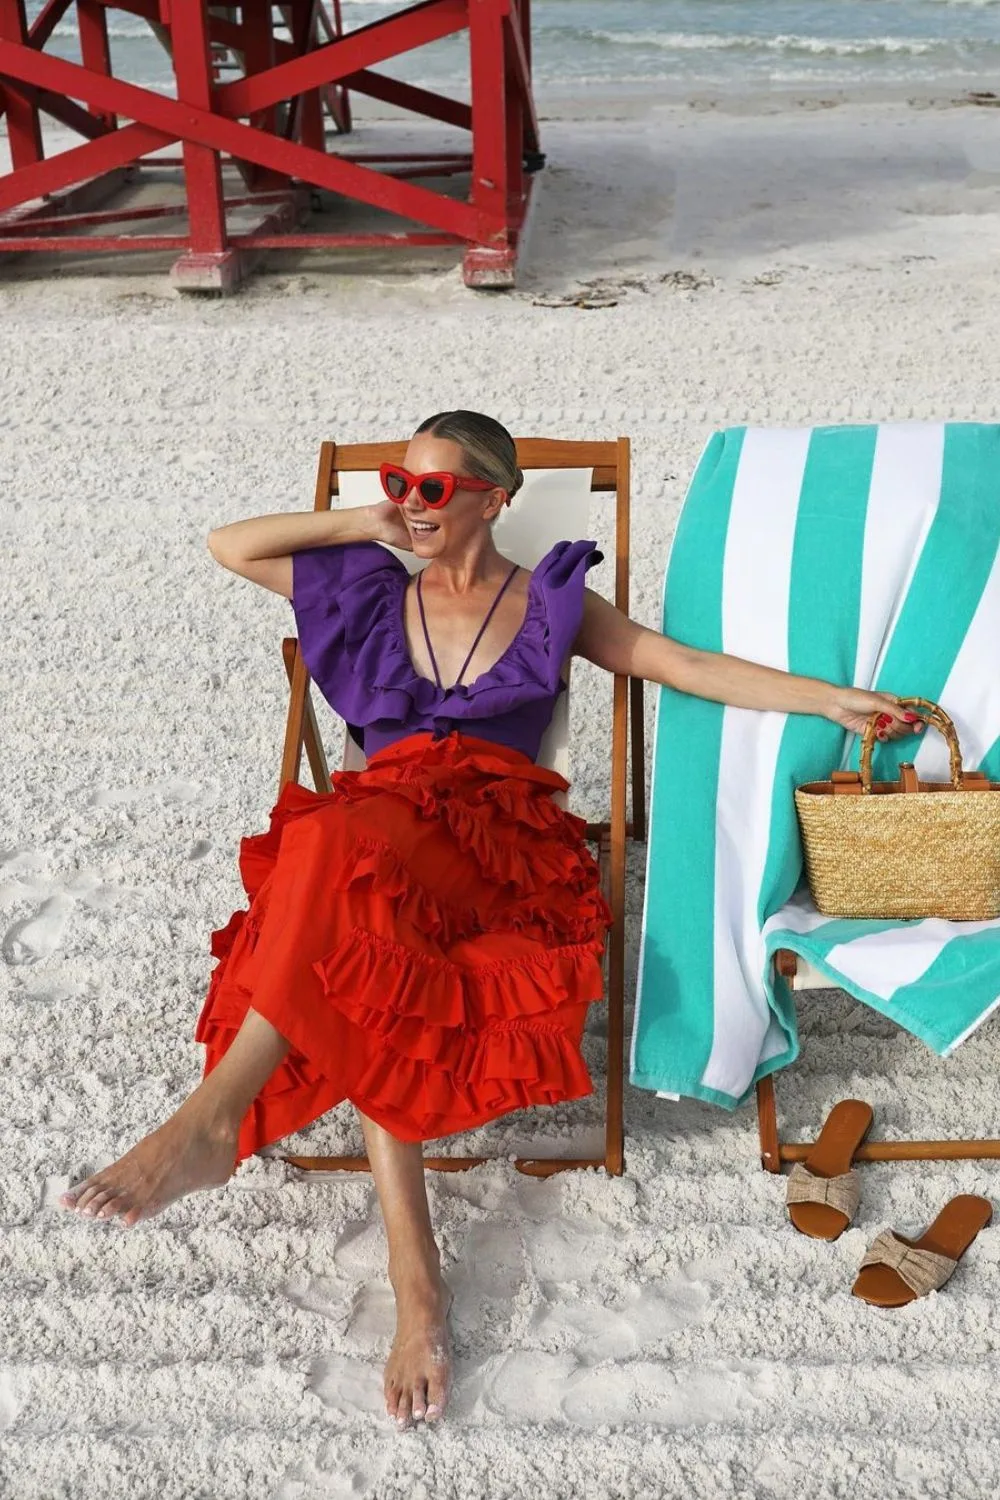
[61,410,919,1427]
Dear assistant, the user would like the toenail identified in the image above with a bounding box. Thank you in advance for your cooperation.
[425,1404,442,1420]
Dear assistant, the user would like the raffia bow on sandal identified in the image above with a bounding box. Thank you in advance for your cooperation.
[785,1099,873,1240]
[852,1195,992,1308]
[785,1162,861,1223]
[857,1231,956,1298]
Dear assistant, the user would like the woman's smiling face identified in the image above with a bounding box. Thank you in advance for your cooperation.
[398,433,508,558]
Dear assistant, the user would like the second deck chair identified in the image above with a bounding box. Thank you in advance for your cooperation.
[633,421,1000,1171]
[276,437,644,1178]
[756,951,1000,1171]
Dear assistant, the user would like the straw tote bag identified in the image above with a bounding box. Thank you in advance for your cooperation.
[795,697,1000,921]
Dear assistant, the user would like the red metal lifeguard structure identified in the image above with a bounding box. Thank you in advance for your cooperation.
[0,0,542,287]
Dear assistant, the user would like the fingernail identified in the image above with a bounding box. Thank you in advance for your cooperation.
[877,731,887,740]
[904,713,920,722]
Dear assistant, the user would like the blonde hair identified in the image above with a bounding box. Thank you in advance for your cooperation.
[415,410,524,499]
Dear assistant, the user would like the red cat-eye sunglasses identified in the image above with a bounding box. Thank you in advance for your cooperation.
[379,463,509,510]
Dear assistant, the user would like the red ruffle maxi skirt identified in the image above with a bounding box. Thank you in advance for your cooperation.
[196,732,612,1161]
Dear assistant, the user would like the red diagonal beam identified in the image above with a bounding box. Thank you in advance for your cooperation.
[0,43,491,237]
[218,0,466,118]
[26,0,71,47]
[2,76,107,137]
[343,68,472,131]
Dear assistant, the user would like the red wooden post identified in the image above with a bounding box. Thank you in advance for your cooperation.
[327,0,351,132]
[77,0,117,130]
[238,0,282,190]
[290,0,325,154]
[503,10,523,217]
[168,0,237,289]
[468,0,507,227]
[0,0,43,168]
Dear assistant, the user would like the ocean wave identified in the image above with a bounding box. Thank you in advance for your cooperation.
[581,29,982,57]
[51,20,152,37]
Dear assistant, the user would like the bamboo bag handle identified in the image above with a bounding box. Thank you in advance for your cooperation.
[859,696,965,795]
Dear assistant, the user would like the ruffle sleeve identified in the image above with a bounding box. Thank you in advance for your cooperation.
[291,542,413,728]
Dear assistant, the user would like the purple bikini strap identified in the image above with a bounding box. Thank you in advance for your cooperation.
[416,563,520,690]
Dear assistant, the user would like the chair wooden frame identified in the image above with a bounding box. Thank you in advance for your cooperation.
[276,437,644,1178]
[757,949,1000,1172]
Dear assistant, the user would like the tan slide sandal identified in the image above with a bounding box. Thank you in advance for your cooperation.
[852,1195,992,1308]
[785,1098,874,1241]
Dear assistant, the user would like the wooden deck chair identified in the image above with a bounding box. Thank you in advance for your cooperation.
[756,951,1000,1172]
[276,438,644,1178]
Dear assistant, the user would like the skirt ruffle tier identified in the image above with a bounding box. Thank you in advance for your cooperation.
[196,732,612,1159]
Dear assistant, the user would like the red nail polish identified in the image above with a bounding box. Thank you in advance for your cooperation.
[904,713,920,722]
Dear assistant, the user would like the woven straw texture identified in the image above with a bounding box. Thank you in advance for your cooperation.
[796,698,1000,921]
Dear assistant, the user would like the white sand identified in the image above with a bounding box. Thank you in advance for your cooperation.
[3,93,1000,1498]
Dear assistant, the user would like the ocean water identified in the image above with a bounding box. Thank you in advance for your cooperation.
[24,0,1000,100]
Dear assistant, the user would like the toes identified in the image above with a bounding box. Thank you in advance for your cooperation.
[81,1186,118,1218]
[426,1368,449,1422]
[384,1376,400,1422]
[411,1379,428,1423]
[72,1180,107,1214]
[395,1390,412,1431]
[96,1192,128,1221]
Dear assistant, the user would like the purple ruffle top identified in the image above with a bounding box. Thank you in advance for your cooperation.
[291,539,603,762]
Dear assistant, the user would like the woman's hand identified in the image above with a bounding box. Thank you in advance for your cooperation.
[826,688,924,741]
[366,501,414,552]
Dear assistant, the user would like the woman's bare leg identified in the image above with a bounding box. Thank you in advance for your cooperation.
[361,1114,451,1428]
[60,1009,289,1227]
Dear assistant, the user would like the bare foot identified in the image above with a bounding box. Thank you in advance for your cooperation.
[59,1100,239,1227]
[384,1268,452,1428]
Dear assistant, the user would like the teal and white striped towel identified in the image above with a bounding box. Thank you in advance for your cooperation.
[632,423,1000,1109]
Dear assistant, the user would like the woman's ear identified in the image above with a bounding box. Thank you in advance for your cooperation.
[484,489,507,522]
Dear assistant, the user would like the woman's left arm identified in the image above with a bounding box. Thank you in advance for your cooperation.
[574,591,921,739]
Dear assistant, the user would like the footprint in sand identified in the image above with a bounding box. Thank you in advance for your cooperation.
[479,1351,752,1429]
[560,1360,755,1429]
[307,1353,385,1421]
[529,1277,711,1363]
[2,894,74,965]
[521,1218,620,1282]
[188,839,213,861]
[343,1284,396,1353]
[283,1274,348,1324]
[481,1350,579,1423]
[85,778,207,809]
[275,1437,388,1500]
[452,1222,524,1299]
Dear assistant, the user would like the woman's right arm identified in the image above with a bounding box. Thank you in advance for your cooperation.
[207,503,410,598]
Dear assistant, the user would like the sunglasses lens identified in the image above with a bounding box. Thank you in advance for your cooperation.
[419,478,446,506]
[384,469,408,501]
